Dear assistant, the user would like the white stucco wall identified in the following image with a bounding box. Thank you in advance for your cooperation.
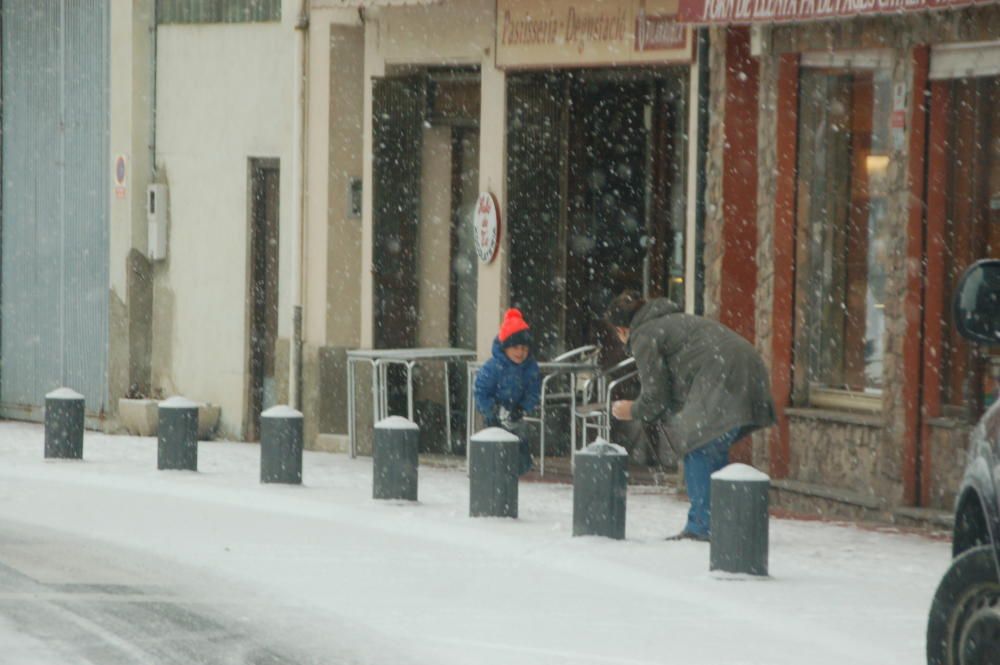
[153,13,296,437]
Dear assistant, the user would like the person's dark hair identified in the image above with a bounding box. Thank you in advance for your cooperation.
[605,290,646,328]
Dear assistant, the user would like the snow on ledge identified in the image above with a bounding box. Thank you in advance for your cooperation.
[375,416,418,430]
[711,463,770,483]
[262,405,303,419]
[577,438,627,457]
[45,387,83,400]
[470,427,521,443]
[159,396,200,410]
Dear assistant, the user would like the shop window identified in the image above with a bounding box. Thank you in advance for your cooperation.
[792,62,893,409]
[156,0,280,24]
[930,74,1000,416]
[507,70,688,358]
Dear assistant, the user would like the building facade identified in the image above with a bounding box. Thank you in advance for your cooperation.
[0,1,155,428]
[690,1,1000,519]
[151,0,296,439]
[303,0,703,454]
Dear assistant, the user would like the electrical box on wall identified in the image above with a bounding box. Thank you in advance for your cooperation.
[147,184,168,261]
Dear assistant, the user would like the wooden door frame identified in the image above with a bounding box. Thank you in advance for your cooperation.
[770,52,800,480]
[904,46,929,507]
[244,157,280,441]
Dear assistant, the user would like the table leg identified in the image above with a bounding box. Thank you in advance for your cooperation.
[541,389,547,477]
[373,360,382,425]
[347,358,356,458]
[466,366,473,460]
[466,365,477,469]
[380,362,389,420]
[539,379,549,478]
[406,361,415,422]
[444,361,452,453]
[570,372,577,472]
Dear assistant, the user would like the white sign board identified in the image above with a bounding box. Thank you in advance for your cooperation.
[474,192,501,264]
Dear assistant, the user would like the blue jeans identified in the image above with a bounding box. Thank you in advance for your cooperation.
[682,428,742,537]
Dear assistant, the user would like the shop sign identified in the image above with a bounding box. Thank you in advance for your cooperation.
[496,0,692,69]
[891,82,907,151]
[677,0,985,24]
[114,154,127,200]
[474,192,500,264]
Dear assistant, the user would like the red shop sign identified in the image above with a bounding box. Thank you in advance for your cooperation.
[677,0,985,24]
[474,192,501,264]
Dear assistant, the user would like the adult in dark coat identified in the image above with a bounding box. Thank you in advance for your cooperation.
[607,291,775,540]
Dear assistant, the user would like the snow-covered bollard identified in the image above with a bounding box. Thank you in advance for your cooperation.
[469,427,520,518]
[710,464,770,576]
[158,396,199,471]
[260,405,304,485]
[373,416,419,501]
[44,388,85,460]
[573,439,628,540]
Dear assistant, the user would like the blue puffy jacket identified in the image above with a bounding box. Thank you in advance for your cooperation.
[474,337,541,425]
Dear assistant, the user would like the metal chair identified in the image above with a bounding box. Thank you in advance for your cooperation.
[527,345,597,475]
[465,345,598,476]
[574,357,638,454]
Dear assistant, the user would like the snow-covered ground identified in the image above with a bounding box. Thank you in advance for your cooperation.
[0,421,948,664]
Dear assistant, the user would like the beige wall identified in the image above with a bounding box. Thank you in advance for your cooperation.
[325,21,365,348]
[374,0,495,66]
[108,0,155,417]
[476,59,507,358]
[108,0,153,300]
[359,0,504,359]
[153,11,297,437]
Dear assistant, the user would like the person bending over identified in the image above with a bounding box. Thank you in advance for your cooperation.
[606,291,775,541]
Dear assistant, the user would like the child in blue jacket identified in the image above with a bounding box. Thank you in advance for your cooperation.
[474,308,541,475]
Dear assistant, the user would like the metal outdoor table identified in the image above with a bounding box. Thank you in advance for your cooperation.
[347,347,477,458]
[466,358,597,476]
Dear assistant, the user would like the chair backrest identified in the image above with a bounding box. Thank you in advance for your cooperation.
[595,357,637,402]
[552,345,597,363]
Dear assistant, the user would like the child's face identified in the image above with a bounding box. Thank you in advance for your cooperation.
[504,344,529,365]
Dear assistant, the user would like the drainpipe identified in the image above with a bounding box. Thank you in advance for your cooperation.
[290,1,308,410]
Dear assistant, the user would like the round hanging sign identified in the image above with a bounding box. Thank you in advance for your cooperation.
[473,191,500,264]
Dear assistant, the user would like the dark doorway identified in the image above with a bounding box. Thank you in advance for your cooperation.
[447,126,480,447]
[508,70,687,358]
[246,159,280,442]
[372,70,481,435]
[372,76,425,351]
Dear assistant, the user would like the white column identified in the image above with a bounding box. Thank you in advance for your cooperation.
[475,57,507,359]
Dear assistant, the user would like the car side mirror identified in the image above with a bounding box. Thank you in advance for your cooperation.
[953,259,1000,346]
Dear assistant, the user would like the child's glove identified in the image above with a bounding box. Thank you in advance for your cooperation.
[509,406,525,422]
[497,406,512,428]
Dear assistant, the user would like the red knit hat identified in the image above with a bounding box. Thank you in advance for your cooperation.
[498,308,532,348]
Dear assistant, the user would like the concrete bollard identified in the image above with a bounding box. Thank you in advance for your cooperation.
[373,416,419,501]
[261,405,304,484]
[158,396,199,471]
[44,388,85,460]
[469,427,520,518]
[710,463,770,576]
[573,439,628,539]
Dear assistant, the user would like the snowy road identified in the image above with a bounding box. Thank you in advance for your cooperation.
[0,421,949,664]
[0,519,318,664]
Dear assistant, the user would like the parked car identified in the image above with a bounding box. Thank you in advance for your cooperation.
[927,259,1000,665]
